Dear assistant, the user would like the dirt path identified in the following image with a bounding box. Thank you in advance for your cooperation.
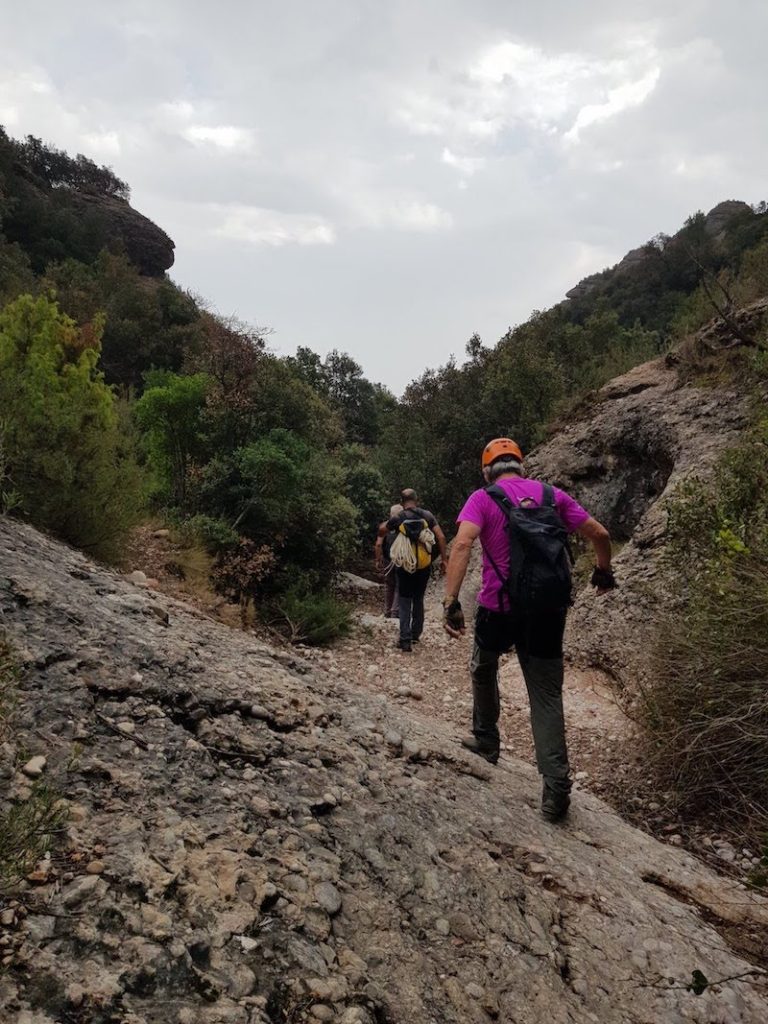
[316,593,635,808]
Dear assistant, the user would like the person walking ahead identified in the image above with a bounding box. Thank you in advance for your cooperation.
[377,489,448,652]
[374,503,403,618]
[442,439,615,821]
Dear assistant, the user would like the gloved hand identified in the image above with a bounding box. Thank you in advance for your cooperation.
[591,566,617,591]
[443,599,465,636]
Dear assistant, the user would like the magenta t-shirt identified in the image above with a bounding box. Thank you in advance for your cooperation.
[457,477,590,611]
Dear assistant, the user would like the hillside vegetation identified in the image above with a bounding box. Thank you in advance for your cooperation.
[1,126,768,635]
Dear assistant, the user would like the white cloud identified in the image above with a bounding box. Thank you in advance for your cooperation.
[181,124,254,150]
[565,67,661,141]
[442,147,486,178]
[398,37,661,151]
[213,204,336,246]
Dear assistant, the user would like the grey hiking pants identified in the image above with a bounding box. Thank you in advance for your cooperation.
[471,606,571,794]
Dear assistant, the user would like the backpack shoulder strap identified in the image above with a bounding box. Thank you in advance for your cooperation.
[484,483,517,515]
[540,482,556,507]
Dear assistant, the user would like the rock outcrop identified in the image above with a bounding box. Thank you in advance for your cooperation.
[1,518,768,1023]
[564,200,755,302]
[66,191,175,276]
[526,355,750,680]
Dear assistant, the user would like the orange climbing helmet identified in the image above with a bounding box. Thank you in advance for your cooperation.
[481,437,523,470]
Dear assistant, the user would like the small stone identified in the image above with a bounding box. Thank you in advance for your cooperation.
[85,860,105,874]
[435,918,450,936]
[0,909,14,926]
[129,570,148,586]
[117,720,135,735]
[68,804,88,823]
[574,771,589,781]
[310,1006,335,1022]
[60,875,102,908]
[667,835,683,846]
[315,881,342,916]
[571,978,588,996]
[465,982,484,999]
[251,797,272,816]
[396,686,411,698]
[153,529,171,539]
[22,755,47,779]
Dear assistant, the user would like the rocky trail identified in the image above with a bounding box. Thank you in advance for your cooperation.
[322,580,765,888]
[2,520,768,1023]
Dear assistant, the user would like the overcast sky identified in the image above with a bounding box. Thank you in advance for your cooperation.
[1,1,766,391]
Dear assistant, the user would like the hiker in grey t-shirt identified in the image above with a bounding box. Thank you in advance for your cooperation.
[377,489,448,652]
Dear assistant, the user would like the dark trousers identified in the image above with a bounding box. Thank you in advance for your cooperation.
[471,606,571,793]
[396,566,431,643]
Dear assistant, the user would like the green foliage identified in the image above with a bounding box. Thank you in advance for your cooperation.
[340,444,389,550]
[134,371,210,505]
[0,633,17,742]
[639,422,768,835]
[0,294,144,559]
[290,347,393,445]
[0,785,67,897]
[269,584,352,646]
[42,252,204,389]
[0,634,65,899]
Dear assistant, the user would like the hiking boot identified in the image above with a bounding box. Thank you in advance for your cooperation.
[541,782,570,823]
[460,735,499,765]
[397,640,412,653]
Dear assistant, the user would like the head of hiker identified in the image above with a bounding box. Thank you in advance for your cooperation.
[481,438,524,484]
[400,488,418,507]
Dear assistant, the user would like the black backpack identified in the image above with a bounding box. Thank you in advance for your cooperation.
[484,483,573,613]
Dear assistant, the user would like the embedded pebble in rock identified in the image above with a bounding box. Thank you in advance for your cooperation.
[314,882,342,916]
[21,754,46,778]
[2,516,768,1024]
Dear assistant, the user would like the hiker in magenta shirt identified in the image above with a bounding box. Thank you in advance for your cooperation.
[458,479,591,613]
[441,438,616,822]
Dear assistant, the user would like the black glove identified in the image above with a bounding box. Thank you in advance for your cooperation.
[443,599,465,631]
[591,566,617,590]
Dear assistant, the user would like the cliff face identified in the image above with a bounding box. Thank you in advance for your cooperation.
[2,518,768,1024]
[66,191,175,276]
[526,344,757,681]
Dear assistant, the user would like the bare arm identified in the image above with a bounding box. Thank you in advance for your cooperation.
[374,521,388,566]
[433,523,449,571]
[443,520,480,603]
[577,516,612,570]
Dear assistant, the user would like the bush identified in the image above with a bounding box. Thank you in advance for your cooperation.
[0,635,66,898]
[269,586,352,647]
[639,422,768,836]
[0,294,144,560]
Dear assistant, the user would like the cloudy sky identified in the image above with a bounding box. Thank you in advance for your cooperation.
[1,1,766,391]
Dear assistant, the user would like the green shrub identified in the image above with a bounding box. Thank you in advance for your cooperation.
[639,422,768,836]
[0,786,67,897]
[0,293,144,560]
[269,586,352,647]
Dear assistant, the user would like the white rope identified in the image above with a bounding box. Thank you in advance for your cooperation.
[389,525,436,573]
[389,532,417,573]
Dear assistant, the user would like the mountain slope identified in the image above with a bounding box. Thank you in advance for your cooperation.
[1,518,767,1023]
